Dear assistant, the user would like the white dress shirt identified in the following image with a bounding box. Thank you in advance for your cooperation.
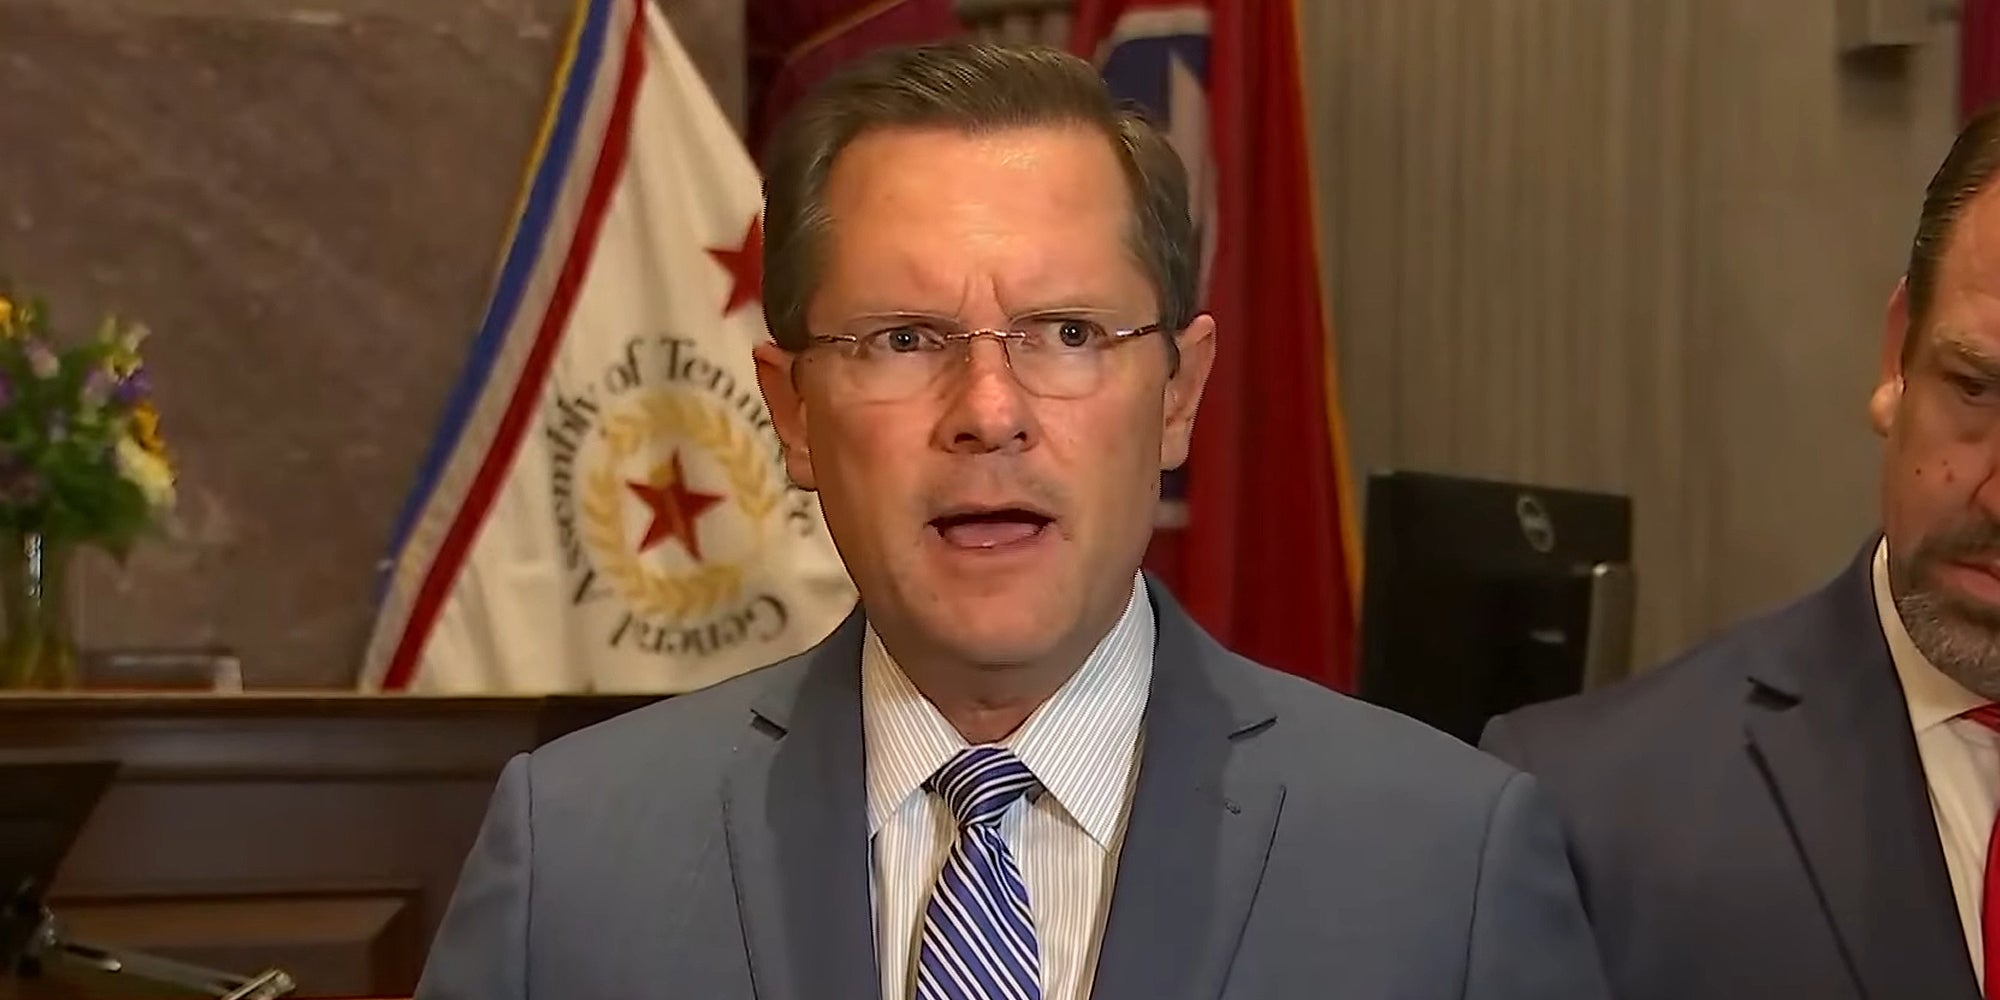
[861,573,1154,1000]
[1875,540,2000,988]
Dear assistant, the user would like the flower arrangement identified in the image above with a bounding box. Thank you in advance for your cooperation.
[0,286,176,688]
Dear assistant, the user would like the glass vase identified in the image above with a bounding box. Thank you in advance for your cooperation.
[0,532,79,690]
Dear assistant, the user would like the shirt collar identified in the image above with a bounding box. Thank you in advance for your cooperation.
[861,572,1155,848]
[1873,538,1987,732]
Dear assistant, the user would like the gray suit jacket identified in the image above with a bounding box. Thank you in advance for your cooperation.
[416,585,1609,999]
[1482,542,1978,1000]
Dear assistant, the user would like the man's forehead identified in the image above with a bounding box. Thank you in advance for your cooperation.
[1941,182,2000,287]
[823,124,1130,215]
[812,126,1147,314]
[812,242,1151,321]
[1927,187,2000,354]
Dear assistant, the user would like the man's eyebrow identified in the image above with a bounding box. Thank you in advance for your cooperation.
[835,305,1125,326]
[846,310,954,323]
[1933,332,2000,377]
[1005,304,1122,318]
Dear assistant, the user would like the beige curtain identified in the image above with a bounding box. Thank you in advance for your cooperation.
[1300,0,1959,668]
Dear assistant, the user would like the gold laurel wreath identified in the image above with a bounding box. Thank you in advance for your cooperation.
[579,393,779,622]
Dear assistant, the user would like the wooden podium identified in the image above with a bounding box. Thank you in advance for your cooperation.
[0,693,664,999]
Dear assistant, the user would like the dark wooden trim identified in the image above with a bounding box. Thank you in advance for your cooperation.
[0,694,666,998]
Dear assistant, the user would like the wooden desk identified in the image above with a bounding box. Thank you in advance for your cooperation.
[0,694,663,999]
[1,957,211,999]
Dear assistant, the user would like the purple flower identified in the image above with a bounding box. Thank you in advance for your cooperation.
[112,367,149,406]
[81,368,112,409]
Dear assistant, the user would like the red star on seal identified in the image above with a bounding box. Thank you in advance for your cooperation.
[706,215,763,316]
[625,451,725,562]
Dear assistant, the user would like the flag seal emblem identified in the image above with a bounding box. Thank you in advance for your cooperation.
[362,0,857,692]
[548,331,811,658]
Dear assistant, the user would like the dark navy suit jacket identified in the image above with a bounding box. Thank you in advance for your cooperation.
[1484,542,1981,1000]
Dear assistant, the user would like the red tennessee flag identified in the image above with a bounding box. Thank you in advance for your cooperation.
[1969,0,2000,120]
[747,0,962,160]
[1071,0,1361,690]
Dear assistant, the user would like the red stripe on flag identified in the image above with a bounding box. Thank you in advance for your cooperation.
[1219,0,1356,689]
[1072,0,1359,690]
[1968,0,2000,120]
[380,3,649,690]
[746,0,958,159]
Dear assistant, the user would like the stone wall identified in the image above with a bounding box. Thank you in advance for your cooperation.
[0,0,743,686]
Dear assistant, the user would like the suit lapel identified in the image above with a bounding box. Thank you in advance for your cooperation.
[1744,544,1978,1000]
[1089,584,1283,1000]
[722,612,880,1000]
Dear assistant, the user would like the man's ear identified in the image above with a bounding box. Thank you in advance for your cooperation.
[753,339,817,490]
[1159,314,1217,471]
[1870,277,1912,437]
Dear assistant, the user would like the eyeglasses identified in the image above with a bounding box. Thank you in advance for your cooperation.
[801,317,1164,401]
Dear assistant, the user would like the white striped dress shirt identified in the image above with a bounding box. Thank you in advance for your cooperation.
[861,573,1155,1000]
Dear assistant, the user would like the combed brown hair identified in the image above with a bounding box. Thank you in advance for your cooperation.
[1906,105,2000,359]
[759,40,1196,364]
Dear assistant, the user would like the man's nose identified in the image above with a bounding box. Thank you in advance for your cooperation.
[1973,446,2000,522]
[934,337,1036,455]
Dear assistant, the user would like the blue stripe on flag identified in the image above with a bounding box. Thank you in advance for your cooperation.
[374,0,615,599]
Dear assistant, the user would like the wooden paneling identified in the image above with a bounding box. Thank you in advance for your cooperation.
[0,694,661,998]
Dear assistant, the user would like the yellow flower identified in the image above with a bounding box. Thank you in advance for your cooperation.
[130,402,167,455]
[115,437,175,510]
[104,323,147,377]
[0,297,13,335]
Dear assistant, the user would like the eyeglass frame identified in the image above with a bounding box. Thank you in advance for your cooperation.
[793,319,1171,399]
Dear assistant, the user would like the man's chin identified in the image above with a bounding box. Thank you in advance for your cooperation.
[900,600,1071,667]
[1898,586,2000,698]
[928,625,1067,672]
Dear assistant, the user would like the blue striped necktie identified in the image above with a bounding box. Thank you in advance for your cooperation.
[916,745,1043,1000]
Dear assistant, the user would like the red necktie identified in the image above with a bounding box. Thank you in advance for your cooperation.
[1960,703,2000,998]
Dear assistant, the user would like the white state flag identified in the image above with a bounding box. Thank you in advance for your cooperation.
[361,0,856,693]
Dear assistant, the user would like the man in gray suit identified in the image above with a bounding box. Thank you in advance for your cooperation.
[415,40,1609,1000]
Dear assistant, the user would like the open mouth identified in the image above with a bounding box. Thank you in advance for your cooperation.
[929,506,1055,550]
